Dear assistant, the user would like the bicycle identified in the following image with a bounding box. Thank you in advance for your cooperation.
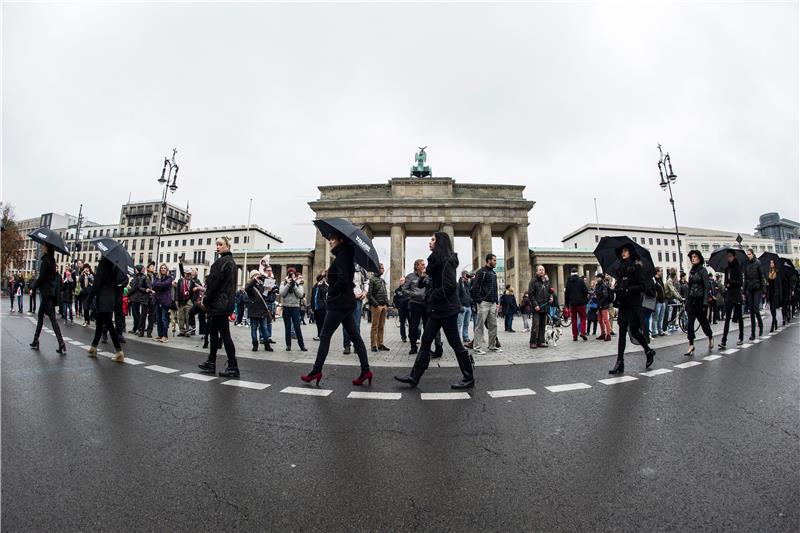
[666,300,699,334]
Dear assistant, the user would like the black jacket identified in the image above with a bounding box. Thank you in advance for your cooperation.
[393,286,409,309]
[245,278,269,319]
[724,261,743,304]
[594,280,611,309]
[90,258,121,314]
[326,242,357,311]
[203,252,237,316]
[31,253,58,300]
[470,266,498,304]
[766,271,782,305]
[311,282,328,311]
[127,273,150,305]
[424,252,461,319]
[528,275,550,311]
[564,275,588,307]
[744,258,764,292]
[654,277,666,303]
[613,259,646,309]
[687,264,712,304]
[457,278,471,307]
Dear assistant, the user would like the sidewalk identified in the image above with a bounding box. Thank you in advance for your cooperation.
[115,312,763,368]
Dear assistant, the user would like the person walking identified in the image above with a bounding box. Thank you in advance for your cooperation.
[28,244,67,354]
[14,276,25,314]
[718,250,744,348]
[564,268,589,341]
[80,265,95,327]
[311,272,328,341]
[766,259,782,332]
[198,236,240,378]
[175,261,196,336]
[650,267,666,337]
[404,260,428,354]
[136,262,156,338]
[300,231,371,386]
[151,264,174,343]
[608,244,656,374]
[528,265,551,348]
[27,276,37,314]
[127,265,146,335]
[368,263,390,352]
[470,254,501,355]
[500,285,518,332]
[85,257,125,362]
[393,276,410,343]
[7,274,16,312]
[60,271,75,323]
[245,270,273,352]
[342,265,368,355]
[279,267,307,351]
[594,273,613,341]
[683,250,715,357]
[743,248,765,340]
[395,232,475,389]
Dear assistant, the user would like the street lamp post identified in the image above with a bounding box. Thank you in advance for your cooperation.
[154,148,179,266]
[657,144,683,273]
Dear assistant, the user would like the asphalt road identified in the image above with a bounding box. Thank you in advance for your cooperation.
[2,312,799,532]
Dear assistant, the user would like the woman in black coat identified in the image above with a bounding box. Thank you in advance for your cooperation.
[766,259,782,332]
[684,250,714,357]
[301,232,371,385]
[29,243,66,354]
[395,232,475,389]
[86,258,125,362]
[198,236,239,378]
[719,250,744,348]
[608,244,655,375]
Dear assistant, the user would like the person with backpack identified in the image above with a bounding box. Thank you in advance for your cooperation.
[594,273,613,341]
[564,268,589,341]
[500,285,519,332]
[586,283,599,336]
[245,270,273,352]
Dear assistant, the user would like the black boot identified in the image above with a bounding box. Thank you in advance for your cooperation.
[645,349,655,369]
[198,360,216,374]
[452,350,475,389]
[219,365,240,378]
[29,339,40,350]
[609,359,624,375]
[451,377,475,390]
[394,373,419,387]
[252,342,258,351]
[101,333,108,344]
[202,339,209,349]
[264,341,273,352]
[431,345,443,359]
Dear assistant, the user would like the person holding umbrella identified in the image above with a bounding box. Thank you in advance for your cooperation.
[683,250,715,357]
[606,244,655,374]
[716,249,745,349]
[198,236,240,378]
[395,232,475,389]
[743,248,765,340]
[85,256,125,362]
[28,243,67,354]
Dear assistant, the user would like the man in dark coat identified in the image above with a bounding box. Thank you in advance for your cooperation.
[564,268,589,341]
[86,258,125,361]
[528,265,552,348]
[29,245,66,353]
[311,272,328,341]
[198,236,239,377]
[393,277,410,342]
[743,248,765,339]
[719,250,744,348]
[127,265,147,335]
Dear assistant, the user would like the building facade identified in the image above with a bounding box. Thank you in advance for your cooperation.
[755,212,800,255]
[118,200,191,239]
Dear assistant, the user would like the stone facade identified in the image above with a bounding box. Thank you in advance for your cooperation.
[308,177,535,298]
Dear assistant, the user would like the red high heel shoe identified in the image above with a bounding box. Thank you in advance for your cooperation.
[352,370,373,386]
[300,371,322,385]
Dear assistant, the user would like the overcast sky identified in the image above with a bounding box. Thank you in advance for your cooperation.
[3,1,798,276]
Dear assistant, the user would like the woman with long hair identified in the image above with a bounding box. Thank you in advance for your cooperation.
[29,243,67,354]
[198,236,240,378]
[152,263,174,343]
[395,232,475,389]
[301,231,371,385]
[86,257,125,362]
[766,259,782,332]
[683,250,714,357]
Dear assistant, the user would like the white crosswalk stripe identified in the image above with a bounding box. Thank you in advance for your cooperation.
[598,376,638,385]
[702,355,723,361]
[420,392,471,400]
[347,391,401,400]
[739,343,753,348]
[720,349,740,355]
[221,380,270,390]
[180,373,217,382]
[640,368,673,377]
[487,388,536,399]
[145,365,180,374]
[122,358,146,366]
[545,383,592,393]
[281,386,332,397]
[674,361,702,369]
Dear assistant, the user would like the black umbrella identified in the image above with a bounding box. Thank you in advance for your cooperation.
[91,237,135,278]
[758,251,781,274]
[313,218,381,274]
[593,236,655,278]
[780,257,798,281]
[708,247,747,272]
[28,227,69,255]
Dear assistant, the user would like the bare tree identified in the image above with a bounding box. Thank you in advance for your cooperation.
[1,203,26,277]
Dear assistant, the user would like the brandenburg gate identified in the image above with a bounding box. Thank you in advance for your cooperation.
[308,152,535,297]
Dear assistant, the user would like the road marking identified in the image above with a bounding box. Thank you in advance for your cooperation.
[420,392,471,400]
[674,361,702,369]
[221,380,270,390]
[640,368,673,377]
[739,343,753,348]
[751,339,762,344]
[145,365,180,374]
[347,391,401,400]
[487,388,536,399]
[768,332,779,336]
[702,355,722,361]
[62,337,72,341]
[68,340,83,346]
[598,376,638,385]
[180,373,217,382]
[720,349,740,355]
[281,386,332,397]
[122,358,146,365]
[545,383,592,393]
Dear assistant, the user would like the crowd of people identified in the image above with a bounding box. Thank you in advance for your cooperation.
[9,232,799,383]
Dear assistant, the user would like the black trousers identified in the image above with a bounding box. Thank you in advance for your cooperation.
[283,307,306,349]
[398,304,409,340]
[207,314,237,367]
[745,290,763,337]
[139,303,155,334]
[721,301,743,345]
[313,309,326,336]
[530,311,547,345]
[188,303,206,334]
[312,306,370,373]
[92,312,121,350]
[409,304,442,349]
[130,302,141,332]
[29,291,37,313]
[410,313,474,383]
[686,299,713,345]
[33,297,64,346]
[616,306,650,360]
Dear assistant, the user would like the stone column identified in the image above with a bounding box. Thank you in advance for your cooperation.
[517,225,531,298]
[313,231,328,278]
[471,225,483,271]
[362,225,374,240]
[480,224,493,262]
[503,226,519,297]
[556,263,565,301]
[577,264,585,277]
[440,224,455,248]
[390,224,406,289]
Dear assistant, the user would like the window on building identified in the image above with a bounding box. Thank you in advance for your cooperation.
[190,239,194,246]
[159,254,163,263]
[656,238,661,245]
[648,238,653,245]
[182,239,187,246]
[701,244,709,252]
[672,252,676,262]
[594,235,599,243]
[207,238,211,245]
[139,253,144,264]
[131,240,137,250]
[173,253,179,263]
[658,251,663,261]
[234,236,240,244]
[244,236,249,244]
[166,240,170,247]
[149,239,154,250]
[671,239,676,246]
